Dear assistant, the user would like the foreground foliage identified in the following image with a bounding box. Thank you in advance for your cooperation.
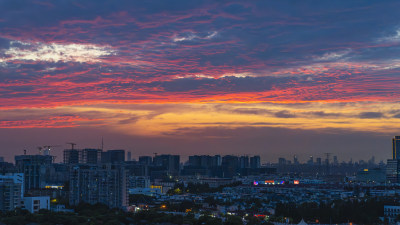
[275,197,387,224]
[0,204,269,225]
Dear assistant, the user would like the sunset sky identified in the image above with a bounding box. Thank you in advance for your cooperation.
[1,1,399,163]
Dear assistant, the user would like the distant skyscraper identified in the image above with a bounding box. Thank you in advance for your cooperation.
[368,156,376,165]
[333,156,338,166]
[316,157,322,166]
[222,155,239,178]
[393,136,400,159]
[307,156,314,165]
[0,157,4,163]
[293,155,299,165]
[250,156,261,169]
[239,156,249,169]
[127,152,132,161]
[278,158,286,165]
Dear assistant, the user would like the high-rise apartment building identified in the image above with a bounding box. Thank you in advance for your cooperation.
[239,156,249,169]
[250,155,261,169]
[221,155,239,178]
[307,156,314,165]
[15,155,52,191]
[0,173,24,211]
[69,164,128,209]
[188,155,214,168]
[293,155,299,165]
[128,176,150,189]
[393,136,400,160]
[63,149,79,164]
[139,156,152,165]
[153,155,180,175]
[212,155,222,167]
[101,150,125,163]
[80,149,102,164]
[65,148,123,165]
[316,157,322,166]
[386,136,400,183]
[387,159,400,183]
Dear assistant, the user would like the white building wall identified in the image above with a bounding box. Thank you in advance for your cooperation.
[22,196,50,213]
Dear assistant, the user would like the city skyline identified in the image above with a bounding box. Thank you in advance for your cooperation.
[0,144,387,165]
[1,1,400,162]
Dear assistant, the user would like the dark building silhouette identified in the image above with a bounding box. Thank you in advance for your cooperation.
[239,156,249,169]
[125,161,148,176]
[101,150,125,163]
[293,155,299,165]
[69,164,127,209]
[250,156,261,169]
[139,156,152,165]
[387,159,400,183]
[153,155,180,175]
[80,149,102,164]
[221,155,239,178]
[63,149,79,164]
[183,155,224,177]
[393,136,400,160]
[0,162,16,174]
[15,155,53,191]
[278,158,286,165]
[188,155,213,168]
[316,157,322,166]
[212,155,222,167]
[0,173,23,212]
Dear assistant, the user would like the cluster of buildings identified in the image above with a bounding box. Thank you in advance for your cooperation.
[1,136,400,223]
[0,145,275,212]
[0,173,50,213]
[386,136,400,183]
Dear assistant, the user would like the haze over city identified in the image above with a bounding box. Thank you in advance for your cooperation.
[1,1,400,162]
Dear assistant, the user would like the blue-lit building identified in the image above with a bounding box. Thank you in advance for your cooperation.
[393,136,400,160]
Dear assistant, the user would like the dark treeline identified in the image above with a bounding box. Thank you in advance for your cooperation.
[167,181,242,195]
[0,203,270,225]
[275,198,388,224]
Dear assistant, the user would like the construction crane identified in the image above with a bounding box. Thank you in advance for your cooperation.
[41,145,61,163]
[42,145,61,156]
[67,142,77,150]
[37,146,43,154]
[43,145,61,149]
